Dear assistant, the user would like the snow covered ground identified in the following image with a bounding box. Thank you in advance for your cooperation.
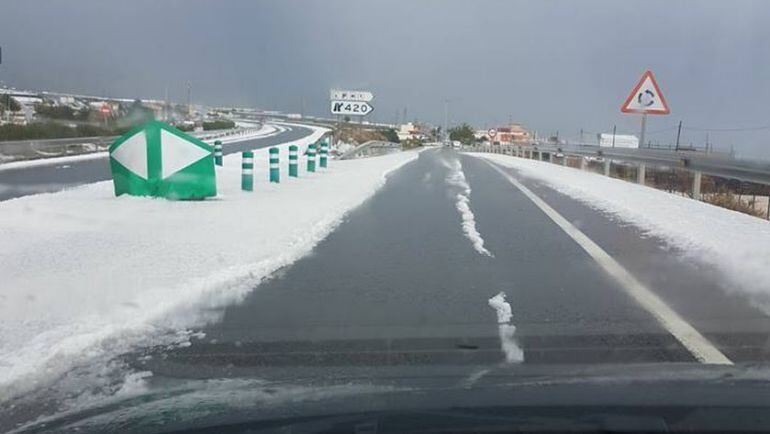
[0,126,420,403]
[471,153,770,310]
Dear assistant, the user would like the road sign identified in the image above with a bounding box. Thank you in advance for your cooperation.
[330,89,374,102]
[488,128,497,138]
[330,100,374,116]
[109,120,216,199]
[621,70,670,115]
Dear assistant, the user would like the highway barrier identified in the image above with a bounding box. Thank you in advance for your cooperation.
[269,147,280,183]
[289,145,298,177]
[466,143,770,219]
[214,140,223,166]
[242,151,254,191]
[320,139,329,168]
[307,143,316,173]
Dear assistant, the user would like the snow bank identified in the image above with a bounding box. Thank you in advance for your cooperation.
[473,153,770,309]
[441,155,493,256]
[0,126,419,402]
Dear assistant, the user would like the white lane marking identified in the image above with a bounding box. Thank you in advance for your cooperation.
[483,159,732,365]
[460,368,491,388]
[443,156,493,257]
[488,292,524,363]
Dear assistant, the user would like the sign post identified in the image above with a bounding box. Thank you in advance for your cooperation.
[621,70,670,148]
[488,128,497,144]
[329,89,375,118]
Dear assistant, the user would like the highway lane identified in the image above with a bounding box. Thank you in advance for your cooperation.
[133,147,770,381]
[0,123,313,202]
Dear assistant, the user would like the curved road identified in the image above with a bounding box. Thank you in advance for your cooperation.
[0,123,314,202]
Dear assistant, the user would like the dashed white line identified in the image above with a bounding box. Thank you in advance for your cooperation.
[482,158,732,365]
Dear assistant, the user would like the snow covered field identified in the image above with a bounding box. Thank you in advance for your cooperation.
[471,153,770,310]
[0,127,419,402]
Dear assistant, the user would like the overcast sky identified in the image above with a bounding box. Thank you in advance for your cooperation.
[1,0,769,157]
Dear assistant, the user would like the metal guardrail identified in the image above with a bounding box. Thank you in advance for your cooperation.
[338,140,400,160]
[0,126,263,163]
[468,143,770,187]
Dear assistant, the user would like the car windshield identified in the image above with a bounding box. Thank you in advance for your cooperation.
[2,1,770,432]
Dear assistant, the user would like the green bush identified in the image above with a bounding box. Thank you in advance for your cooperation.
[449,123,475,145]
[382,128,400,143]
[202,119,236,130]
[0,95,21,113]
[0,122,129,141]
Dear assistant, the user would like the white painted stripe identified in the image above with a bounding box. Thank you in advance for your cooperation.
[270,163,279,169]
[482,159,732,365]
[242,158,253,163]
[242,169,253,175]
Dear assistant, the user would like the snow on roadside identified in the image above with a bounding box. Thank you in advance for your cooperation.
[441,155,493,257]
[0,126,419,402]
[0,123,282,172]
[472,153,770,309]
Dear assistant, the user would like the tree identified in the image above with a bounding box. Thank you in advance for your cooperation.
[382,128,400,143]
[449,123,475,145]
[1,95,22,113]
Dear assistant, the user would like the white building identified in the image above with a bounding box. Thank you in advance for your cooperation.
[397,122,427,141]
[597,133,639,149]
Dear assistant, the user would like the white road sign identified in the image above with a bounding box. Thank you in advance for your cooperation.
[330,89,374,102]
[330,100,374,116]
[488,128,497,138]
[621,70,670,115]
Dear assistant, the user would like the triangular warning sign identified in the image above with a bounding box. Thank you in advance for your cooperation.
[621,70,670,115]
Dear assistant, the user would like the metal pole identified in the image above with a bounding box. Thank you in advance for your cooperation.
[675,120,682,151]
[639,114,647,149]
[692,171,702,200]
[444,99,449,145]
[637,163,646,185]
[612,125,616,148]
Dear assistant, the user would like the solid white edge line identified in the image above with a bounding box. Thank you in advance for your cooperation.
[479,157,732,365]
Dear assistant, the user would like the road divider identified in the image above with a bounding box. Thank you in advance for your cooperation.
[269,147,280,183]
[320,139,329,168]
[307,143,317,172]
[289,145,299,177]
[214,140,223,166]
[242,151,254,191]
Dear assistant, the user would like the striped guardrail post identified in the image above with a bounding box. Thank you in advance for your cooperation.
[307,143,316,172]
[319,139,329,168]
[269,147,280,183]
[289,145,298,177]
[214,140,223,166]
[242,151,254,191]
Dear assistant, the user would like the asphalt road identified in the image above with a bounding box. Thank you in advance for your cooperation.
[139,148,770,380]
[0,123,313,201]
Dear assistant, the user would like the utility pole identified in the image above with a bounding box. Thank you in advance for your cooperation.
[705,133,710,154]
[186,80,192,118]
[444,99,449,144]
[675,120,682,151]
[164,85,169,122]
[580,128,584,143]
